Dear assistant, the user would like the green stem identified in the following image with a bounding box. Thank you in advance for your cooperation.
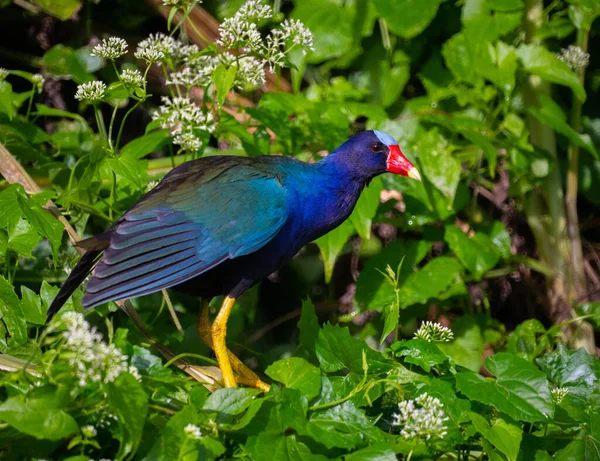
[114,100,143,151]
[107,104,119,152]
[25,90,35,120]
[93,104,108,145]
[565,27,589,302]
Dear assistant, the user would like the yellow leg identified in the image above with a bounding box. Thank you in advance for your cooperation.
[197,298,270,391]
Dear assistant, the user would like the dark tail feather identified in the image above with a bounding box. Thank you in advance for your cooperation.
[46,250,103,323]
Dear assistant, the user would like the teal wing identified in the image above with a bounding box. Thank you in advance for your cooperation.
[83,157,288,307]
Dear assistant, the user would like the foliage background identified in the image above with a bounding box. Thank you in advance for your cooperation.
[0,0,600,459]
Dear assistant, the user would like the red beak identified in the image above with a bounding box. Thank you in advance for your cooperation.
[386,145,421,181]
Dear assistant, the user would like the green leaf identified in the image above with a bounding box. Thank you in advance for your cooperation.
[106,156,147,190]
[315,219,354,283]
[528,95,597,158]
[120,130,170,159]
[106,372,149,459]
[462,130,499,176]
[399,257,464,307]
[145,405,197,460]
[344,443,397,461]
[419,129,461,200]
[0,81,15,120]
[32,0,81,20]
[373,0,444,38]
[316,323,393,374]
[5,219,40,257]
[456,352,553,422]
[42,45,95,84]
[516,44,586,101]
[437,315,484,371]
[20,286,45,325]
[295,299,320,363]
[16,194,63,262]
[214,64,237,108]
[390,339,449,372]
[292,0,355,62]
[470,413,523,461]
[266,357,321,400]
[0,276,28,345]
[355,239,431,311]
[35,103,86,122]
[0,394,78,441]
[204,388,261,415]
[444,225,501,280]
[349,176,383,240]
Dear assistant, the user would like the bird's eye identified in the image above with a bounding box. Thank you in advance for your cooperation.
[370,142,386,153]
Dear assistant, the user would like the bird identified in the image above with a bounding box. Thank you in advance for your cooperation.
[47,130,421,391]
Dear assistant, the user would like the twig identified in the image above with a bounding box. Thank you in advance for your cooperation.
[161,289,184,336]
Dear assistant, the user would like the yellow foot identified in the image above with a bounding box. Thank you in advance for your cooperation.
[197,299,270,392]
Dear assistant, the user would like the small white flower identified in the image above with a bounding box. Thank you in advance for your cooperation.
[552,387,569,405]
[557,45,590,72]
[120,69,144,87]
[162,0,191,6]
[152,96,215,135]
[129,365,142,382]
[392,393,449,441]
[236,0,273,22]
[414,321,454,343]
[217,17,263,53]
[0,68,8,80]
[166,66,210,88]
[92,37,128,60]
[279,19,314,53]
[184,424,202,439]
[31,73,45,88]
[81,425,97,438]
[135,33,177,64]
[60,312,128,386]
[173,131,203,152]
[75,81,106,102]
[235,56,266,89]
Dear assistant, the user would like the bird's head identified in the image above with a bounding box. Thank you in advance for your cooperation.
[329,130,421,181]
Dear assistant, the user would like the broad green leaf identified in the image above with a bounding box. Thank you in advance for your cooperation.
[516,44,586,101]
[0,81,15,120]
[349,177,383,240]
[107,156,147,190]
[20,286,45,325]
[0,394,78,441]
[399,257,464,307]
[576,301,600,328]
[292,0,355,62]
[316,323,393,374]
[419,129,461,201]
[204,388,261,415]
[214,64,237,107]
[528,95,597,158]
[0,276,28,345]
[462,130,498,176]
[373,0,444,38]
[295,298,320,363]
[33,0,81,20]
[438,315,484,371]
[444,225,501,280]
[456,352,553,422]
[470,412,523,461]
[106,372,149,459]
[5,219,40,257]
[16,194,63,262]
[315,219,354,283]
[344,443,397,461]
[34,103,86,122]
[390,339,449,372]
[355,239,431,311]
[266,357,321,400]
[506,319,549,361]
[488,220,512,259]
[120,129,170,159]
[42,45,95,83]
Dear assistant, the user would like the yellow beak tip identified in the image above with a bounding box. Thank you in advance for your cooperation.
[407,167,421,181]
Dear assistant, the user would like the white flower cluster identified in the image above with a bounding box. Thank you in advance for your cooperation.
[92,37,128,60]
[152,96,215,152]
[0,68,8,80]
[81,425,97,438]
[31,73,45,91]
[75,81,106,102]
[551,387,569,405]
[414,321,454,342]
[392,393,449,441]
[184,424,202,439]
[557,45,590,72]
[60,312,138,386]
[120,68,144,87]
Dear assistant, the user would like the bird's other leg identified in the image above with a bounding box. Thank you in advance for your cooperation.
[197,298,270,392]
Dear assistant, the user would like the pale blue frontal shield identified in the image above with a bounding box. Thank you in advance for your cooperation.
[373,130,398,146]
